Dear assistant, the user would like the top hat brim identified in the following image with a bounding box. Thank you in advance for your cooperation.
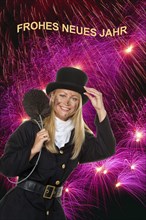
[46,82,88,104]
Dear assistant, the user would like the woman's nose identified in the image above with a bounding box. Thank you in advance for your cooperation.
[64,98,70,105]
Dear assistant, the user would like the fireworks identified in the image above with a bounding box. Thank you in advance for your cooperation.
[0,0,146,219]
[124,44,134,54]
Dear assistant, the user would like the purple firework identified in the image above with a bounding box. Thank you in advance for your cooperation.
[0,0,146,219]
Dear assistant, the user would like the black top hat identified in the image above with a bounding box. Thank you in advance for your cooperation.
[46,67,88,104]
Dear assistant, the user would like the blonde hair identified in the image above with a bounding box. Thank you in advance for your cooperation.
[43,94,93,160]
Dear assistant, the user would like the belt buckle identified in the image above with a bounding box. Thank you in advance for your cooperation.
[43,185,55,199]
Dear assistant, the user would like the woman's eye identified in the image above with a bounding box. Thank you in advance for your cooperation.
[59,94,66,97]
[72,97,78,101]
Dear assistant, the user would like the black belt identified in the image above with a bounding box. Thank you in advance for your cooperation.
[17,180,63,199]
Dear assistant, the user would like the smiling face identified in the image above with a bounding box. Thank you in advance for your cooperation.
[50,89,80,121]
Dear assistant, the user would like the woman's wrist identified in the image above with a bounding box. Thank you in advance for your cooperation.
[29,147,37,160]
[96,109,107,122]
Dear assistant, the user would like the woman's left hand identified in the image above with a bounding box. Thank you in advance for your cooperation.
[84,86,107,122]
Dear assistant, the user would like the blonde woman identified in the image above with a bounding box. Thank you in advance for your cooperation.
[0,67,116,220]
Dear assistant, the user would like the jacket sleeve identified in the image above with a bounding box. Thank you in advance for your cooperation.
[0,121,38,177]
[79,115,116,163]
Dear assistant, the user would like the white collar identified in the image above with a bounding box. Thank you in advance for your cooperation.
[55,117,73,130]
[55,117,74,148]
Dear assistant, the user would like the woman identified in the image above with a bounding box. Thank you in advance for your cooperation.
[0,67,116,220]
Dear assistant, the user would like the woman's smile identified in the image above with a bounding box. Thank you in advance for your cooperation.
[60,106,70,111]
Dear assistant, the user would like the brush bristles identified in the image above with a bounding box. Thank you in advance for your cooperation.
[22,89,50,119]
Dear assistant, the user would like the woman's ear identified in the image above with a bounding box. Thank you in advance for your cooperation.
[50,91,55,103]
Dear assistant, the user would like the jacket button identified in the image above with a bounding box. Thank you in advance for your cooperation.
[46,210,49,215]
[59,150,64,154]
[55,180,60,185]
[61,164,66,169]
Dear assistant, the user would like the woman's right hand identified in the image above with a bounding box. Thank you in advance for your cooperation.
[30,129,50,160]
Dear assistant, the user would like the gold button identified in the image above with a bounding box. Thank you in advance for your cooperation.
[55,180,60,185]
[62,164,66,169]
[59,150,63,154]
[46,210,49,215]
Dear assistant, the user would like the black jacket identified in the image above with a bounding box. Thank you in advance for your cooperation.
[0,115,116,220]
